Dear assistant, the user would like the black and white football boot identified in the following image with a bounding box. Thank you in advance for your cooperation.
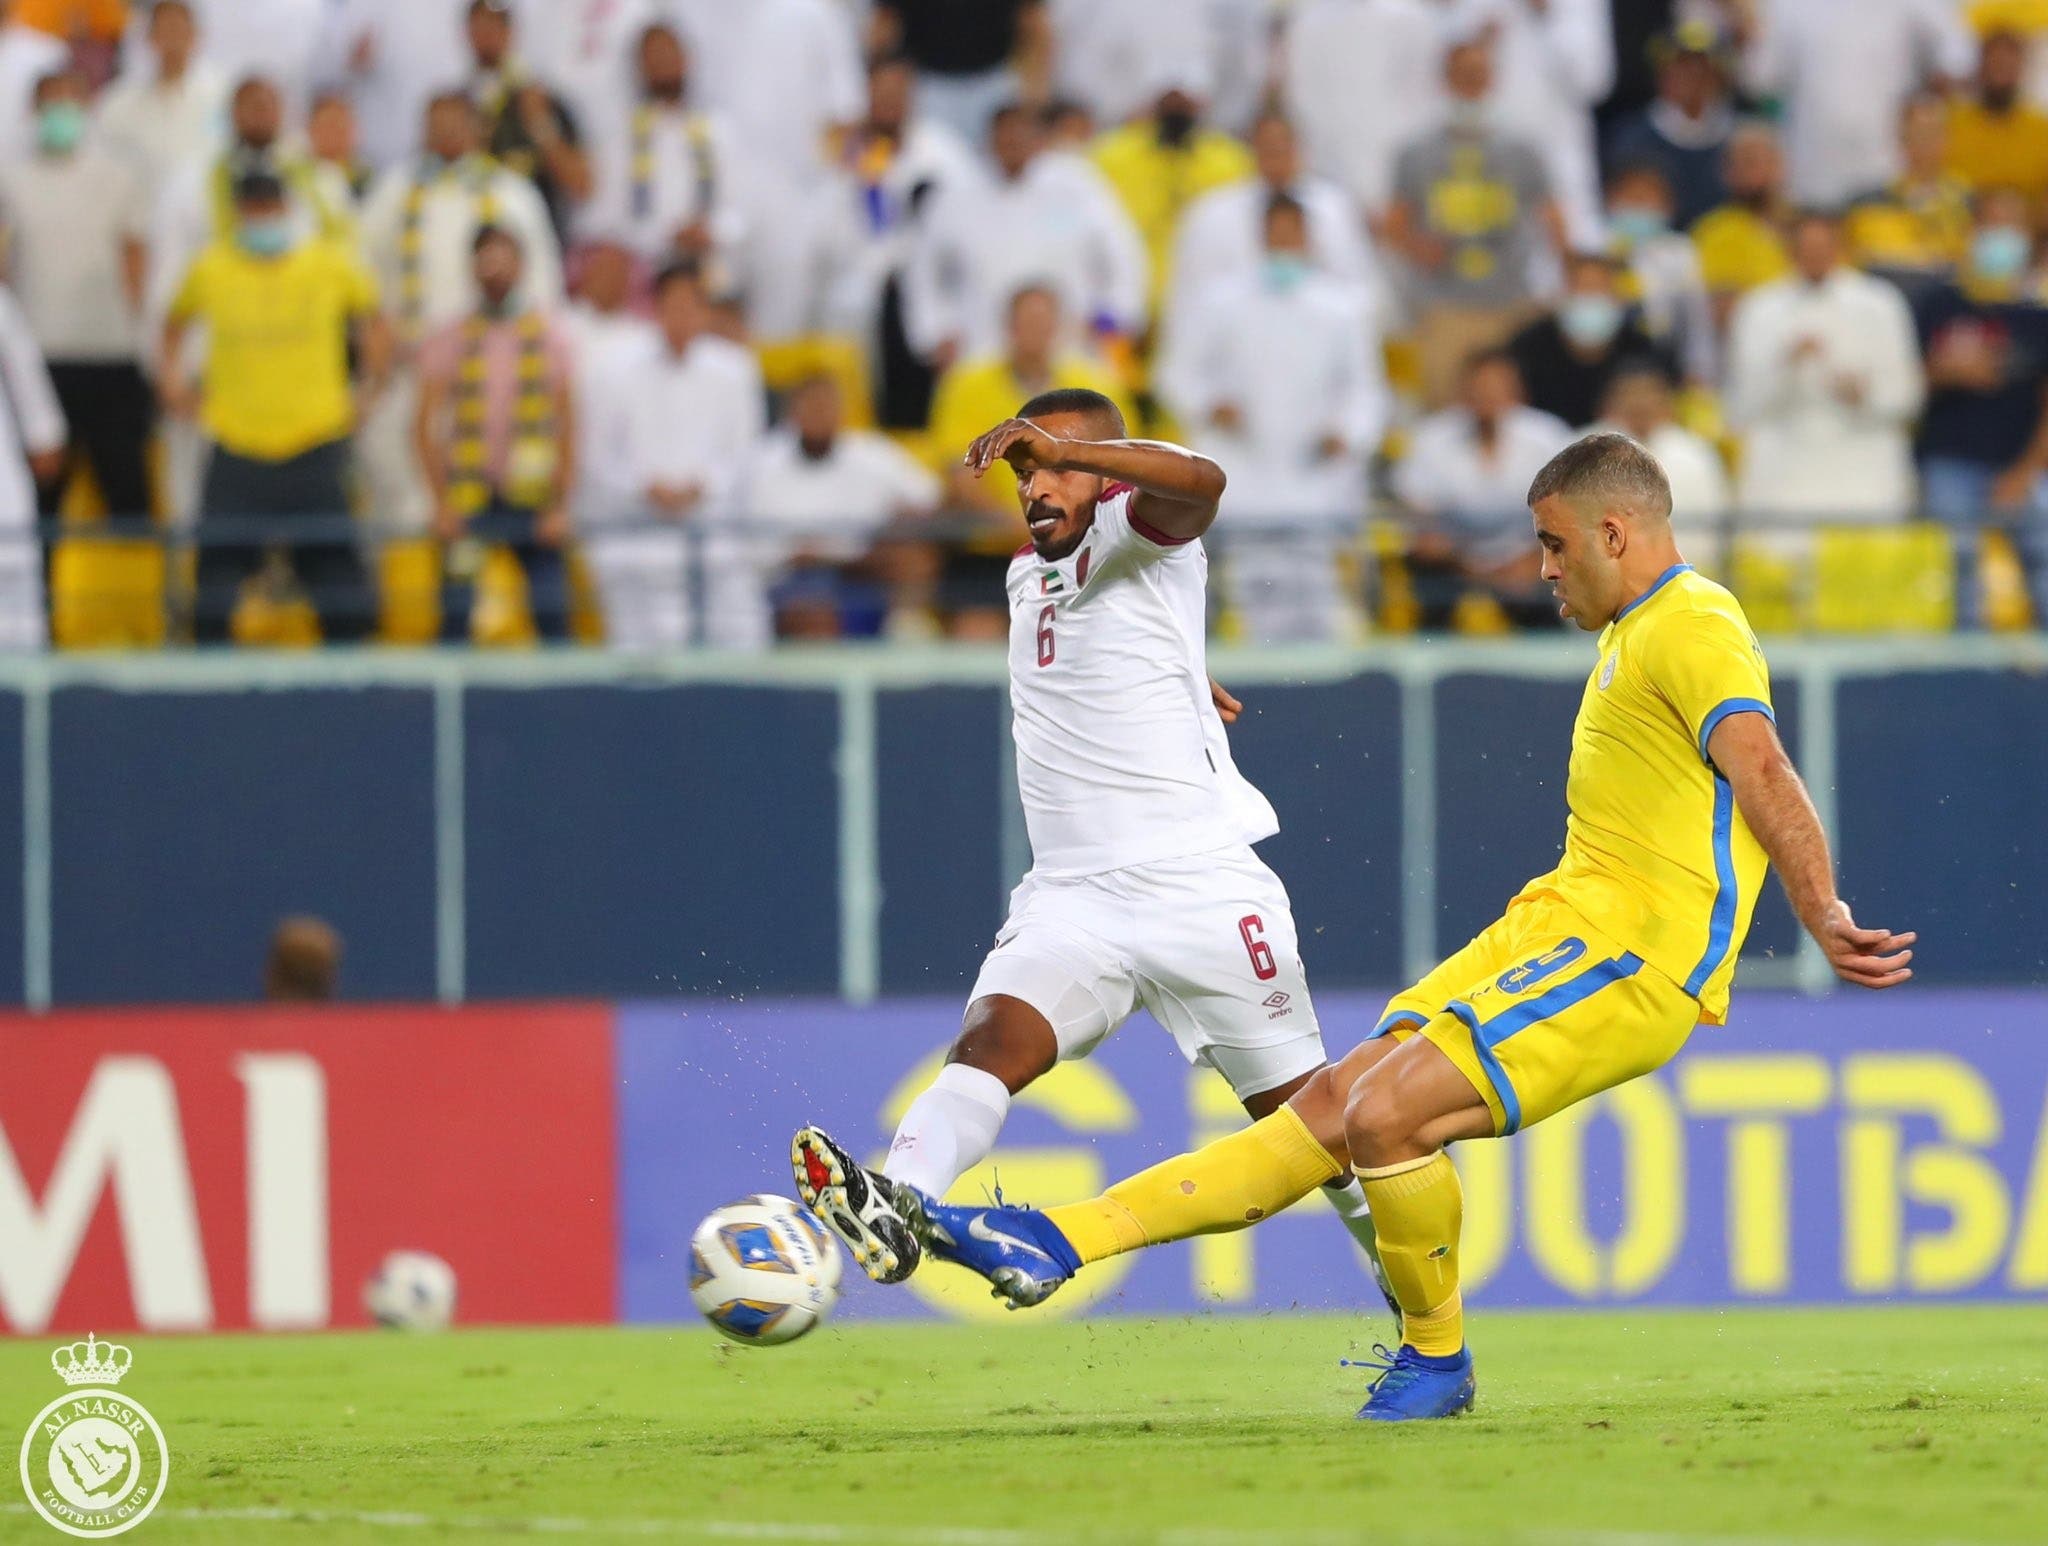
[791,1125,927,1284]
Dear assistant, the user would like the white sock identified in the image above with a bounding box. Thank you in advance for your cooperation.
[1322,1176,1383,1262]
[881,1062,1012,1198]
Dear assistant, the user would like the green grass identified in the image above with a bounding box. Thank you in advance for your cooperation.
[4,1308,2044,1545]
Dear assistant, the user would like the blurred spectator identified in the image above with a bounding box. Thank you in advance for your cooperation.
[744,374,940,640]
[1691,120,1792,328]
[1946,29,2048,217]
[1391,347,1574,630]
[1604,161,1715,385]
[1038,95,1094,155]
[0,67,151,524]
[1284,0,1459,219]
[832,51,977,432]
[419,226,576,644]
[0,280,61,647]
[1741,0,1973,208]
[1089,71,1253,318]
[605,258,765,649]
[579,23,744,277]
[1914,186,2048,627]
[870,0,1049,148]
[0,0,70,165]
[265,914,340,1000]
[561,239,658,581]
[1158,193,1387,643]
[307,90,371,216]
[512,0,659,150]
[1845,94,1973,290]
[1508,251,1678,429]
[1599,0,1681,129]
[151,75,349,525]
[904,100,1146,366]
[1165,111,1374,342]
[464,0,589,245]
[1384,36,1561,408]
[1603,21,1737,232]
[152,76,348,315]
[677,0,863,188]
[97,0,227,193]
[357,91,561,537]
[1434,0,1614,250]
[127,0,326,122]
[160,171,389,643]
[1590,366,1731,560]
[1724,209,1925,527]
[320,0,469,172]
[1055,0,1268,137]
[926,284,1132,637]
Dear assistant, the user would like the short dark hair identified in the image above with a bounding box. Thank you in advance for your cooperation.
[1462,345,1519,380]
[472,222,520,256]
[1016,387,1125,437]
[1527,431,1673,521]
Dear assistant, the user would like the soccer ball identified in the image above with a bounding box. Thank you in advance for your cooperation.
[690,1195,842,1345]
[364,1249,459,1331]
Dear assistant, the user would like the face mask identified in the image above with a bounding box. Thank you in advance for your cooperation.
[1263,254,1309,293]
[1608,207,1668,248]
[1559,295,1623,350]
[239,218,294,257]
[36,101,85,154]
[1972,226,2031,283]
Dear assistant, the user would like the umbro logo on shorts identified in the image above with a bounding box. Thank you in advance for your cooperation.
[1263,991,1293,1019]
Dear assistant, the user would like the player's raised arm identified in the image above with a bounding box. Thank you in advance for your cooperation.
[1706,711,1916,990]
[966,418,1226,541]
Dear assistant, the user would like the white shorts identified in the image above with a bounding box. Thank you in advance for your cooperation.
[969,844,1329,1100]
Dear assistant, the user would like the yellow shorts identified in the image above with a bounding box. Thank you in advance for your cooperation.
[1371,895,1700,1136]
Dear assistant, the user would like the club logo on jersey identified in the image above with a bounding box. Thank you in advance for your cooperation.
[1598,652,1618,690]
[1496,938,1588,995]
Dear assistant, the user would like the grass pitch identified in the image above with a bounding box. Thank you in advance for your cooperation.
[4,1307,2043,1545]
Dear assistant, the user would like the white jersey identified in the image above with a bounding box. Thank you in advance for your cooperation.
[1005,485,1279,878]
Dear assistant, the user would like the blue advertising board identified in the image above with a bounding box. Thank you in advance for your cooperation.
[621,990,2048,1321]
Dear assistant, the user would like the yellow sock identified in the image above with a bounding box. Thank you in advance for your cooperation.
[1356,1151,1465,1357]
[1045,1106,1342,1265]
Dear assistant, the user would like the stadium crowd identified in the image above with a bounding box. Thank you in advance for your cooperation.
[0,0,2044,646]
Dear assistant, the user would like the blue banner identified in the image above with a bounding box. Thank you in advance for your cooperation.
[619,991,2048,1321]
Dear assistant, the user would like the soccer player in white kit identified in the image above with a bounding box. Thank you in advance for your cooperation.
[795,388,1387,1296]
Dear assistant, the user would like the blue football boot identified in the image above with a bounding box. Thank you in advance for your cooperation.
[1347,1343,1477,1421]
[917,1198,1081,1309]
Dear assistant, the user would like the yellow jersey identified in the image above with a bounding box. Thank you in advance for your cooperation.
[168,237,379,462]
[1515,564,1773,1023]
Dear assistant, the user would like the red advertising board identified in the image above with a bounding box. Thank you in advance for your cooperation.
[0,1005,616,1334]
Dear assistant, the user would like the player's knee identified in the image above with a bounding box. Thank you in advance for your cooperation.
[1343,1072,1417,1166]
[947,998,1058,1094]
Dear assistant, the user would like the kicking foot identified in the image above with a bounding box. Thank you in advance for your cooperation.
[919,1199,1080,1310]
[791,1126,926,1284]
[1349,1344,1476,1422]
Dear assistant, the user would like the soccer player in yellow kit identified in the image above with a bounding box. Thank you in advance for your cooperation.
[795,432,1917,1419]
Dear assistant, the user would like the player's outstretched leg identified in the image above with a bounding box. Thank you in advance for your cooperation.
[1342,1031,1495,1422]
[792,1126,929,1284]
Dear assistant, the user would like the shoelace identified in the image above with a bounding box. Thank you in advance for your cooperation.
[1339,1343,1426,1397]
